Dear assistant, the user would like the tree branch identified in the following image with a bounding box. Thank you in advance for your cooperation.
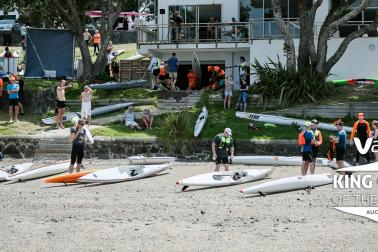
[329,0,372,30]
[325,10,378,74]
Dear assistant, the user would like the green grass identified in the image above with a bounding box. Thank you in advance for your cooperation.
[92,88,159,100]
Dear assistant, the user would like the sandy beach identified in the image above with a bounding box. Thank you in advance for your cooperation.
[0,159,377,252]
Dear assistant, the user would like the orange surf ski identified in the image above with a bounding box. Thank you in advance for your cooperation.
[43,170,95,184]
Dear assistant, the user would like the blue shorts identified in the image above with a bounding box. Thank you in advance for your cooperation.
[240,91,248,103]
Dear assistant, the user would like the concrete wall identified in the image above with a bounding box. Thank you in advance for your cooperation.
[250,37,378,81]
[0,136,359,163]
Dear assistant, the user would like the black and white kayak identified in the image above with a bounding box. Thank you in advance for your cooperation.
[176,168,273,191]
[240,173,333,195]
[88,80,147,90]
[194,106,208,137]
[78,164,170,184]
[0,163,34,181]
[42,102,134,125]
[236,112,352,132]
[42,112,80,125]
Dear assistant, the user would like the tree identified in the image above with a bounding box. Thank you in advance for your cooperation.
[2,0,128,81]
[271,0,378,82]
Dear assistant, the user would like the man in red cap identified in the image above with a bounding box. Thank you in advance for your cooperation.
[350,112,371,164]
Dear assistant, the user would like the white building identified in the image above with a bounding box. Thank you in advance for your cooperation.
[138,0,378,88]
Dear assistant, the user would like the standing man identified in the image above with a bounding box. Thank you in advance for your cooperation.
[83,28,92,46]
[239,56,248,85]
[148,54,159,90]
[167,52,179,90]
[331,120,347,174]
[237,79,248,112]
[7,77,20,123]
[92,30,101,55]
[300,121,314,175]
[212,128,234,172]
[80,85,93,127]
[170,11,183,42]
[350,112,371,165]
[310,119,322,174]
[14,74,24,115]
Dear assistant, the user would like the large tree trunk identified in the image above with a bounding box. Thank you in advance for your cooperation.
[272,0,296,79]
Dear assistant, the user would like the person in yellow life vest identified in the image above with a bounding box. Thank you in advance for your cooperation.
[187,70,197,90]
[350,112,371,165]
[212,128,234,172]
[310,119,322,174]
[92,30,101,55]
[158,61,169,89]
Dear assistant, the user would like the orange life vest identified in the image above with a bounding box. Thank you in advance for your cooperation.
[298,132,305,145]
[159,65,166,76]
[187,72,197,89]
[93,33,101,44]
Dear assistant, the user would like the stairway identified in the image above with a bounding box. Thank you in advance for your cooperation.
[156,91,201,113]
[34,138,72,161]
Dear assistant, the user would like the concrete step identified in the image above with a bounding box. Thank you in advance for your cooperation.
[37,144,72,151]
[35,149,72,154]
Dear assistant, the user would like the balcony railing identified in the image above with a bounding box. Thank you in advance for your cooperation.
[137,22,250,44]
[137,19,378,45]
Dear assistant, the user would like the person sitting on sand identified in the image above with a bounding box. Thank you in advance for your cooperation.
[212,128,234,172]
[123,106,141,130]
[142,109,154,129]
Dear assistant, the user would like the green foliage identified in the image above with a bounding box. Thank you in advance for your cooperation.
[159,112,193,155]
[252,57,334,109]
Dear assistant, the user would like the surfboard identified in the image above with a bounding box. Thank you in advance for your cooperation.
[194,106,208,137]
[337,162,378,172]
[236,112,353,133]
[88,80,147,90]
[192,51,202,88]
[43,170,95,184]
[127,156,175,165]
[77,164,170,184]
[176,169,273,191]
[232,156,330,167]
[240,173,333,195]
[0,163,34,181]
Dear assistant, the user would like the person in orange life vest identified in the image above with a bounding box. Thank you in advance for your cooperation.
[310,119,322,174]
[350,112,371,165]
[92,30,101,55]
[158,61,169,89]
[187,70,197,90]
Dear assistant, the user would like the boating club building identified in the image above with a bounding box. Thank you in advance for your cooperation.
[137,0,378,88]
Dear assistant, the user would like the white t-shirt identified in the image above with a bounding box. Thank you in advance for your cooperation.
[148,57,159,71]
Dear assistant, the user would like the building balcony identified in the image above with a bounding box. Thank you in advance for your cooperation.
[137,22,251,52]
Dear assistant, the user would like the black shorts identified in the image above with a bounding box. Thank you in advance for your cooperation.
[153,69,160,76]
[71,145,84,165]
[302,152,314,162]
[159,75,168,80]
[9,99,18,106]
[216,156,229,165]
[311,145,319,159]
[336,148,345,161]
[85,40,90,46]
[57,100,66,109]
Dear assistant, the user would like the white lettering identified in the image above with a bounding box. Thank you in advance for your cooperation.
[333,175,373,189]
[354,138,374,154]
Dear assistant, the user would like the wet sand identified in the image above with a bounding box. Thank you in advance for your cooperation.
[0,159,377,252]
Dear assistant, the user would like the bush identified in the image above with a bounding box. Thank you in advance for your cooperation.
[252,57,334,109]
[159,111,193,155]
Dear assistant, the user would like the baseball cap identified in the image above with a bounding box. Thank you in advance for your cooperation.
[358,112,364,118]
[225,128,232,136]
[304,121,311,127]
[311,119,319,124]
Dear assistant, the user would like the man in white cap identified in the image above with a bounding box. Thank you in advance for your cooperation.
[212,128,234,171]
